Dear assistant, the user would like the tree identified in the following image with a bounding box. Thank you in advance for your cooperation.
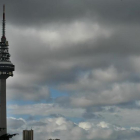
[0,128,18,140]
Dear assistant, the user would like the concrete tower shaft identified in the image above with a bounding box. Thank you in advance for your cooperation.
[0,79,6,135]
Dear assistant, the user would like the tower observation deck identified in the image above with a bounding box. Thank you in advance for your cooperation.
[0,5,15,136]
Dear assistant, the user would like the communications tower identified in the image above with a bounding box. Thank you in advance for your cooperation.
[0,5,15,135]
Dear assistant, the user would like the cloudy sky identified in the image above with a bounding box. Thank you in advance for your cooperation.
[1,0,140,140]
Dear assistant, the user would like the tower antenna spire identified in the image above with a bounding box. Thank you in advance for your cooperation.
[2,4,6,42]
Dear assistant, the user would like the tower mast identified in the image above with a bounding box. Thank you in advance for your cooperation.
[2,5,6,42]
[0,5,15,136]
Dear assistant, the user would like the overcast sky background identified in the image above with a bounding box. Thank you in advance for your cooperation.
[1,0,140,140]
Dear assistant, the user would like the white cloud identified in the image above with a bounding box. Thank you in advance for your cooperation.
[97,121,109,128]
[7,117,140,140]
[79,122,92,130]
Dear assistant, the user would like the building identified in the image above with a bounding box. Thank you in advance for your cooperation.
[23,130,33,140]
[48,139,60,140]
[0,5,15,135]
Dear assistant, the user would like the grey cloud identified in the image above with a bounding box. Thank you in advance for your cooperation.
[2,0,140,134]
[0,0,140,27]
[26,116,35,121]
[8,103,84,118]
[5,26,136,91]
[7,117,25,129]
[6,21,140,109]
[30,121,47,127]
[7,84,50,102]
[2,1,140,140]
[83,112,103,120]
[55,96,71,107]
